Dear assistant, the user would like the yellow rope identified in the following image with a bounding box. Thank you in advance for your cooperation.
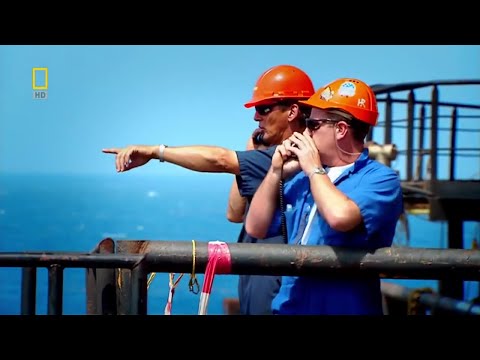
[147,239,200,293]
[189,239,199,294]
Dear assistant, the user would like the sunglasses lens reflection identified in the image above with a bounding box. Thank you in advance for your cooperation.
[255,105,272,115]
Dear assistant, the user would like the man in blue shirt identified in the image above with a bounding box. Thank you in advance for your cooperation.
[102,65,315,314]
[245,78,404,315]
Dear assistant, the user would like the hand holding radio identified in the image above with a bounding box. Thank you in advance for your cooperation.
[270,139,300,179]
[287,132,322,176]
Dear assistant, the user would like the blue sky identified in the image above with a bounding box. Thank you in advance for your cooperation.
[0,45,479,178]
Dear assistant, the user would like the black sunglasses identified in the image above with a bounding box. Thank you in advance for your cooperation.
[255,101,291,116]
[305,118,339,131]
[255,105,274,116]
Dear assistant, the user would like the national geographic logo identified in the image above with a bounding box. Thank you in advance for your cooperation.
[32,67,48,100]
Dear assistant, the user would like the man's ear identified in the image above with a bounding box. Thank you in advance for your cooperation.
[336,121,349,137]
[288,103,300,122]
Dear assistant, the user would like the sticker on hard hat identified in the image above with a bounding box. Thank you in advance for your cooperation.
[338,81,356,97]
[320,87,334,101]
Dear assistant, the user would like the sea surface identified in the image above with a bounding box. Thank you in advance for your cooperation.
[0,173,478,315]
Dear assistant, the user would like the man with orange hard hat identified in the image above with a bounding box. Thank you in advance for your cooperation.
[103,65,315,314]
[245,78,404,314]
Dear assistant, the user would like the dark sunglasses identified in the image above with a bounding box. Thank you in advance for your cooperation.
[255,102,291,116]
[305,118,339,131]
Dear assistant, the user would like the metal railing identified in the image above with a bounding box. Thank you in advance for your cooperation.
[369,79,480,182]
[1,238,479,315]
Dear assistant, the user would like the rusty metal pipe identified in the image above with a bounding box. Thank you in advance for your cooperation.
[119,241,480,280]
[2,242,480,280]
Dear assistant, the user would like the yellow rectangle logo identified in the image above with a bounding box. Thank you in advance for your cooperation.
[32,67,48,90]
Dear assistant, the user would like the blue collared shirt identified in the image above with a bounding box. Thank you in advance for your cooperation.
[273,149,404,315]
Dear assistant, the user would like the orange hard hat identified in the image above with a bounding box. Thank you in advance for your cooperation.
[300,78,379,126]
[244,65,315,108]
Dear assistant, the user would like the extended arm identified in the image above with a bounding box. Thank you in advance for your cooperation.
[102,145,241,174]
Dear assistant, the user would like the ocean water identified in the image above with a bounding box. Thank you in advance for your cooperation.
[0,173,478,315]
